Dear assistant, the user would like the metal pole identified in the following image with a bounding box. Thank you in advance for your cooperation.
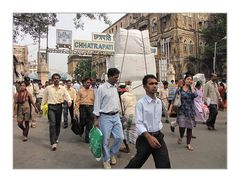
[46,26,49,67]
[37,29,41,73]
[213,41,217,73]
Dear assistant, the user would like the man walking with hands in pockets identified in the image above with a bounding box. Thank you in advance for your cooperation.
[125,74,171,168]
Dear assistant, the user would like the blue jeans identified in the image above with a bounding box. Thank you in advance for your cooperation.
[99,113,124,162]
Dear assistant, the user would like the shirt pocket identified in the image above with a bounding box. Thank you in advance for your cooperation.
[56,90,64,99]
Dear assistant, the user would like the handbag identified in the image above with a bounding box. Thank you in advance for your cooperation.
[71,116,81,135]
[173,89,181,108]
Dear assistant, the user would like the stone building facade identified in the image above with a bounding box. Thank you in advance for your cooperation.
[13,45,29,81]
[28,61,38,73]
[93,13,213,81]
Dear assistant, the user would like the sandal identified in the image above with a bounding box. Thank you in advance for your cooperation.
[186,144,194,151]
[177,138,182,144]
[120,147,130,153]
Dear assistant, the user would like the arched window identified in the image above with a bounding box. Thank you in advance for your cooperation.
[152,18,157,32]
[199,41,204,54]
[182,16,187,27]
[189,40,194,55]
[183,40,188,54]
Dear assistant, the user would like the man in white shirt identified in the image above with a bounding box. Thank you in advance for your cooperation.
[36,83,45,114]
[125,74,171,168]
[73,80,81,92]
[93,68,124,169]
[203,73,223,130]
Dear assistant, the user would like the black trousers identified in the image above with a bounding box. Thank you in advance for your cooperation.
[17,121,30,137]
[79,105,94,142]
[125,131,171,168]
[63,100,74,126]
[207,104,218,128]
[48,104,62,145]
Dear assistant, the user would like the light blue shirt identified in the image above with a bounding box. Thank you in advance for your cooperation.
[136,95,163,136]
[93,82,120,116]
[73,83,80,92]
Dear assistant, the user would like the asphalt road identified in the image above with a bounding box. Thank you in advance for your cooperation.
[13,111,227,169]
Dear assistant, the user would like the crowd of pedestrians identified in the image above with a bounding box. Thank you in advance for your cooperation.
[13,69,226,169]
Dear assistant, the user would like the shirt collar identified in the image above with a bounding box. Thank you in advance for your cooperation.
[145,95,159,104]
[210,80,217,86]
[51,85,61,89]
[106,81,116,88]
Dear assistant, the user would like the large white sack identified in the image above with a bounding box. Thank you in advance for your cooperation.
[130,81,146,100]
[108,54,156,82]
[114,28,151,54]
[193,73,206,85]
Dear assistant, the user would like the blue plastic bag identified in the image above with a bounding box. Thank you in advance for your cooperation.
[89,127,103,161]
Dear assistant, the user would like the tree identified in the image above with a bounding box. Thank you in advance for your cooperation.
[74,59,92,80]
[13,13,112,43]
[73,13,112,29]
[201,14,227,70]
[91,69,97,78]
[13,13,58,42]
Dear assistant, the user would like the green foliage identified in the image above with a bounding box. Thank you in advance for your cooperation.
[13,13,112,43]
[91,70,97,78]
[13,13,58,42]
[201,14,227,62]
[74,59,92,80]
[73,13,112,29]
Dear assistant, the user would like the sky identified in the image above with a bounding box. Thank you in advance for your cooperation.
[16,13,125,73]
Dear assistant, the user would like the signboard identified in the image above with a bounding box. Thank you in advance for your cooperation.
[47,48,114,55]
[56,29,72,46]
[92,33,114,42]
[74,40,114,52]
[150,47,158,55]
[168,84,177,101]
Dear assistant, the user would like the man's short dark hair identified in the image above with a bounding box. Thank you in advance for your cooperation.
[195,81,202,88]
[163,81,168,86]
[66,80,72,83]
[107,68,120,77]
[82,77,92,83]
[51,73,61,79]
[24,76,30,82]
[142,74,158,86]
